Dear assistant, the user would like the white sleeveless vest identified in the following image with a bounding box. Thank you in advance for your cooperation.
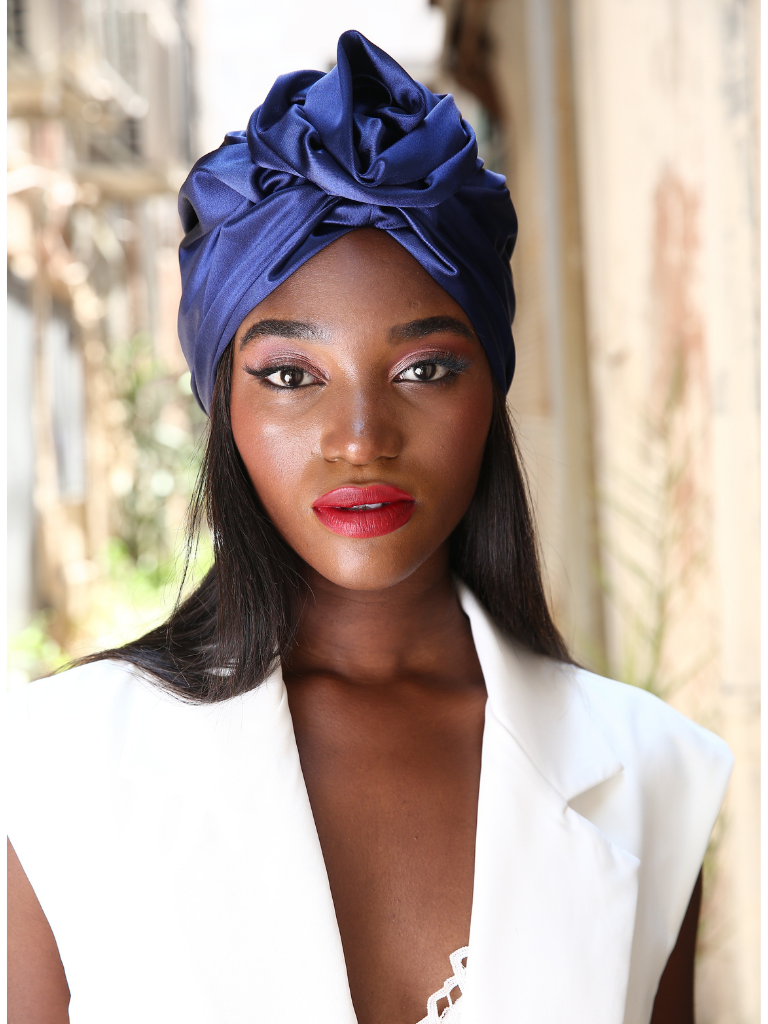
[6,584,732,1024]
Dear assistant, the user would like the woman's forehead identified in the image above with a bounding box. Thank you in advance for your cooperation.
[237,229,476,338]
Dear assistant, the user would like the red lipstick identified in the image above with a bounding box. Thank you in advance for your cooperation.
[312,485,416,538]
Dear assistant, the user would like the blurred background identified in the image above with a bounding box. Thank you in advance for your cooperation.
[6,0,759,1019]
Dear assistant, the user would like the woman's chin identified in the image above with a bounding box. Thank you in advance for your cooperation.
[300,542,441,594]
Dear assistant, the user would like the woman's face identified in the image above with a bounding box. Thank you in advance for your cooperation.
[230,228,494,591]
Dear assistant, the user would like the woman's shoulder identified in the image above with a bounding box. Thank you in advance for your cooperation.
[6,659,162,783]
[7,658,158,738]
[9,657,151,706]
[461,584,733,791]
[6,661,158,883]
[497,636,733,874]
[556,660,732,902]
[493,621,733,799]
[570,662,733,786]
[6,657,286,788]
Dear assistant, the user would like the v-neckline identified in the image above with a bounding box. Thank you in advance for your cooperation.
[277,666,488,1024]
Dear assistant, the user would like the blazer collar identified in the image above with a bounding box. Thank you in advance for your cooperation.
[457,583,639,1024]
[117,587,638,1024]
[456,582,624,803]
[118,670,358,1023]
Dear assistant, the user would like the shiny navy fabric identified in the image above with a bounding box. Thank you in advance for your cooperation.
[178,30,518,413]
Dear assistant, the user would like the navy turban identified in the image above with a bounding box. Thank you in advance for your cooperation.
[178,30,518,413]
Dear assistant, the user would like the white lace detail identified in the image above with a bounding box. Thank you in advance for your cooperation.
[417,946,469,1024]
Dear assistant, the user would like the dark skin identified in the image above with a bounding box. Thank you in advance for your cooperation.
[8,229,701,1024]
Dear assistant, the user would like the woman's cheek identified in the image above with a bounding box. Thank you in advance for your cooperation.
[419,400,489,501]
[239,420,318,522]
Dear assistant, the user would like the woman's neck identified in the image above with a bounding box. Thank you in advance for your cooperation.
[284,545,477,688]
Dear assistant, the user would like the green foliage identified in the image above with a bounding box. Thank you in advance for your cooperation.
[77,333,211,654]
[7,615,70,690]
[107,331,207,565]
[77,532,213,656]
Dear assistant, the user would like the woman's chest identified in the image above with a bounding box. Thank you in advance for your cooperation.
[286,677,486,1024]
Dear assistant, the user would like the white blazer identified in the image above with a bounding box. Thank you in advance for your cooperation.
[7,583,732,1024]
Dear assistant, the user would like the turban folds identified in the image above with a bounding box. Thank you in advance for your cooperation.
[178,30,518,413]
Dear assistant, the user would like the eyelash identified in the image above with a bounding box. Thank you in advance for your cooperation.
[245,361,321,389]
[394,351,470,383]
[244,351,470,390]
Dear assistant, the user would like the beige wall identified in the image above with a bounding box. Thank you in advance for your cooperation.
[571,3,759,1018]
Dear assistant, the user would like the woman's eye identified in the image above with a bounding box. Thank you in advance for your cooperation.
[264,367,317,388]
[397,362,450,382]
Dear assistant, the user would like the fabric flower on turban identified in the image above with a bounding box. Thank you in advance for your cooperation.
[178,30,518,413]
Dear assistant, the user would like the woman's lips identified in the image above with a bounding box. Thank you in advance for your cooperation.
[312,485,416,538]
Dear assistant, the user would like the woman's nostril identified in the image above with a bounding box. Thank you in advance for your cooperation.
[321,429,401,465]
[319,404,402,464]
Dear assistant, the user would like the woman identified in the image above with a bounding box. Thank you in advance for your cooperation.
[8,31,732,1024]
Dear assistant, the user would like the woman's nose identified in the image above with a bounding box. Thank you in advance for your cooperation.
[319,385,403,465]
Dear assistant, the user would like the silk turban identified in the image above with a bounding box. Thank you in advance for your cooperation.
[178,30,518,413]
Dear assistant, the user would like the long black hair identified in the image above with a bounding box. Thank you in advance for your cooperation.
[81,342,571,701]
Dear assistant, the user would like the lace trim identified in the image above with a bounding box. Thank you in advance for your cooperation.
[418,946,469,1024]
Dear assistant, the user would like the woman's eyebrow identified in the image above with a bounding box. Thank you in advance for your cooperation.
[240,315,474,349]
[239,319,327,349]
[389,316,476,342]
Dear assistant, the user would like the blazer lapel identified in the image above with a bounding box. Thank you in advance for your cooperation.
[457,585,640,1024]
[118,668,357,1024]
